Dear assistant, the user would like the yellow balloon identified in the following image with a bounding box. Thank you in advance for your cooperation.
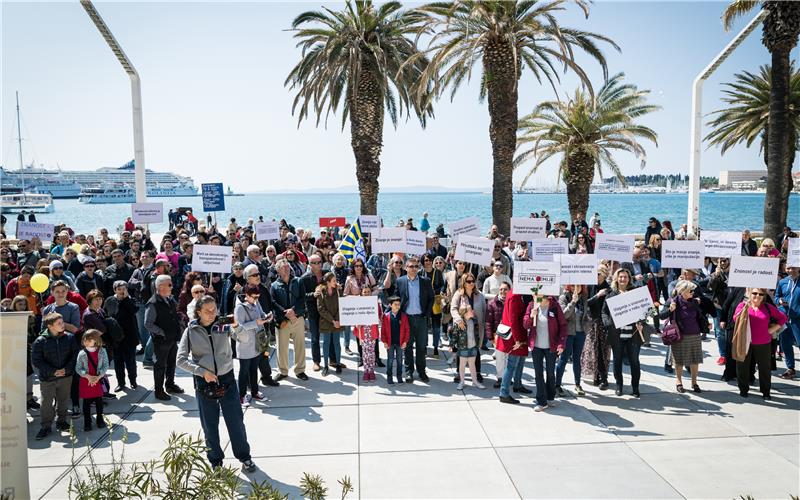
[30,273,50,293]
[70,243,82,253]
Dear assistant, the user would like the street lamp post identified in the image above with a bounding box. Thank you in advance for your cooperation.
[80,0,147,203]
[687,10,767,236]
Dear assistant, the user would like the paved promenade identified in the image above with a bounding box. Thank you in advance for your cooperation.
[29,337,799,499]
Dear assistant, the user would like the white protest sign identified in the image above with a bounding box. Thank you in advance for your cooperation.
[448,217,481,242]
[531,238,569,262]
[358,215,381,234]
[729,255,781,289]
[594,233,635,262]
[371,227,406,254]
[661,240,705,269]
[455,235,494,266]
[192,244,233,274]
[131,202,163,224]
[512,261,561,296]
[0,312,31,500]
[788,238,800,268]
[701,230,740,258]
[559,254,598,285]
[254,221,279,241]
[510,217,547,240]
[605,285,654,328]
[14,221,54,242]
[339,295,380,326]
[405,230,427,255]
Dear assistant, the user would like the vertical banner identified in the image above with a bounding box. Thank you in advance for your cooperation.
[201,183,225,212]
[0,312,31,500]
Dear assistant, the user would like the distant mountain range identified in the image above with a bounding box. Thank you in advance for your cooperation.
[251,185,486,194]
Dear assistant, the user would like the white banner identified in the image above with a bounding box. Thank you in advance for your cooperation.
[192,244,233,274]
[605,285,654,328]
[358,215,381,235]
[512,261,561,296]
[559,254,598,285]
[131,202,163,224]
[594,233,635,262]
[454,235,494,266]
[14,221,54,242]
[531,238,569,262]
[701,230,741,258]
[371,227,406,254]
[729,255,781,290]
[405,230,427,255]
[339,295,380,326]
[0,312,31,500]
[661,240,705,269]
[448,217,481,242]
[254,221,280,241]
[787,238,800,268]
[510,217,547,240]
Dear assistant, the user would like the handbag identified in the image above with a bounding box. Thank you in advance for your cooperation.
[660,310,682,346]
[496,323,513,341]
[432,294,443,315]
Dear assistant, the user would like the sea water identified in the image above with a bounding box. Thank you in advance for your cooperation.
[10,192,799,236]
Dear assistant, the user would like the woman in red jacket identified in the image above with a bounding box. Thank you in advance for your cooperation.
[523,293,568,412]
[496,291,529,405]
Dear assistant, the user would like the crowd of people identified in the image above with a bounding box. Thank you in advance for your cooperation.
[1,209,797,470]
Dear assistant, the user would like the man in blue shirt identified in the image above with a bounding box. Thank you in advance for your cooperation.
[776,266,800,379]
[395,257,433,383]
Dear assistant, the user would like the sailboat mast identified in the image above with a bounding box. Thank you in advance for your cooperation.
[16,91,25,194]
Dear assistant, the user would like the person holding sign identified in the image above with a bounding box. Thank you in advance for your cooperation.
[315,272,343,376]
[601,269,646,398]
[660,280,706,394]
[450,273,487,390]
[523,291,568,411]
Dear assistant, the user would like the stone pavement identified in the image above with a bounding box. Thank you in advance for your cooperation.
[29,336,799,499]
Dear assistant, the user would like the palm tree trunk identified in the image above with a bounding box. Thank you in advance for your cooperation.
[350,68,384,216]
[484,38,518,237]
[564,152,595,222]
[764,46,792,239]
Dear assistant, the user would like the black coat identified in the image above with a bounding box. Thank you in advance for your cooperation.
[31,331,79,382]
[76,271,104,299]
[104,295,140,349]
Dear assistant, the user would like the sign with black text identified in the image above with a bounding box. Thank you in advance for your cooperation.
[559,254,598,285]
[512,261,560,296]
[358,215,381,234]
[701,230,740,258]
[605,285,654,328]
[192,244,233,274]
[371,227,406,254]
[788,238,800,268]
[729,255,780,289]
[405,230,427,255]
[661,240,705,269]
[455,235,494,266]
[14,221,54,242]
[131,202,163,224]
[594,233,635,262]
[531,238,569,262]
[339,295,380,326]
[510,217,547,240]
[448,217,481,242]
[254,221,279,241]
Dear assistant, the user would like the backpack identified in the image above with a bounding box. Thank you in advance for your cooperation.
[103,316,125,345]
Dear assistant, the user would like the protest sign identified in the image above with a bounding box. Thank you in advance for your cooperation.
[371,227,406,254]
[14,221,54,242]
[455,235,494,266]
[358,215,381,234]
[319,217,346,227]
[594,233,635,262]
[405,230,427,255]
[339,295,380,326]
[788,238,800,268]
[605,285,654,328]
[201,183,225,212]
[531,238,569,262]
[192,244,232,274]
[729,255,780,289]
[510,217,547,240]
[558,254,598,285]
[661,240,705,269]
[254,221,279,241]
[131,202,163,224]
[448,217,481,242]
[512,261,560,296]
[701,231,740,258]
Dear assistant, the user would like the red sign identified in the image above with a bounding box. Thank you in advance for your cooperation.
[319,217,346,227]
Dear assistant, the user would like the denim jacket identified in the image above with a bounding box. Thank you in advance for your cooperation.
[76,348,110,377]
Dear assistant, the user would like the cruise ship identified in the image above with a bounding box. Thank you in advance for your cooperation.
[0,160,198,198]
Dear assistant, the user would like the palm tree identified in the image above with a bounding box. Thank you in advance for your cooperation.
[705,64,799,175]
[285,0,433,215]
[515,73,659,221]
[722,1,800,238]
[411,0,618,236]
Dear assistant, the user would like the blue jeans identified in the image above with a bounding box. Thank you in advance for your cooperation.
[195,370,251,466]
[779,320,800,370]
[556,332,586,387]
[431,315,442,350]
[237,356,259,397]
[386,344,403,381]
[136,306,154,363]
[714,316,727,358]
[321,331,341,368]
[309,316,321,364]
[499,354,525,398]
[531,347,557,406]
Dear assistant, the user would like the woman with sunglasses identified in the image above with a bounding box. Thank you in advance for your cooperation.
[450,273,486,390]
[570,232,592,254]
[382,256,406,299]
[178,272,204,326]
[344,258,382,369]
[732,287,787,400]
[234,284,271,406]
[661,280,706,393]
[63,247,84,278]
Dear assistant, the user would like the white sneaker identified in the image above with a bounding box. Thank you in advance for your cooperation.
[534,404,548,412]
[241,395,250,408]
[456,382,465,390]
[474,382,485,389]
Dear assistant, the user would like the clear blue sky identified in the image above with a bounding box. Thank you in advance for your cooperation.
[2,1,797,192]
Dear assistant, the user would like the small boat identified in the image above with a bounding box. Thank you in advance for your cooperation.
[79,185,135,204]
[0,192,54,213]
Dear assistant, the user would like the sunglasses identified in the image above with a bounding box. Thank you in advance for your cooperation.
[192,290,203,295]
[407,264,419,268]
[750,292,765,297]
[248,294,260,299]
[84,264,96,268]
[465,280,475,284]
